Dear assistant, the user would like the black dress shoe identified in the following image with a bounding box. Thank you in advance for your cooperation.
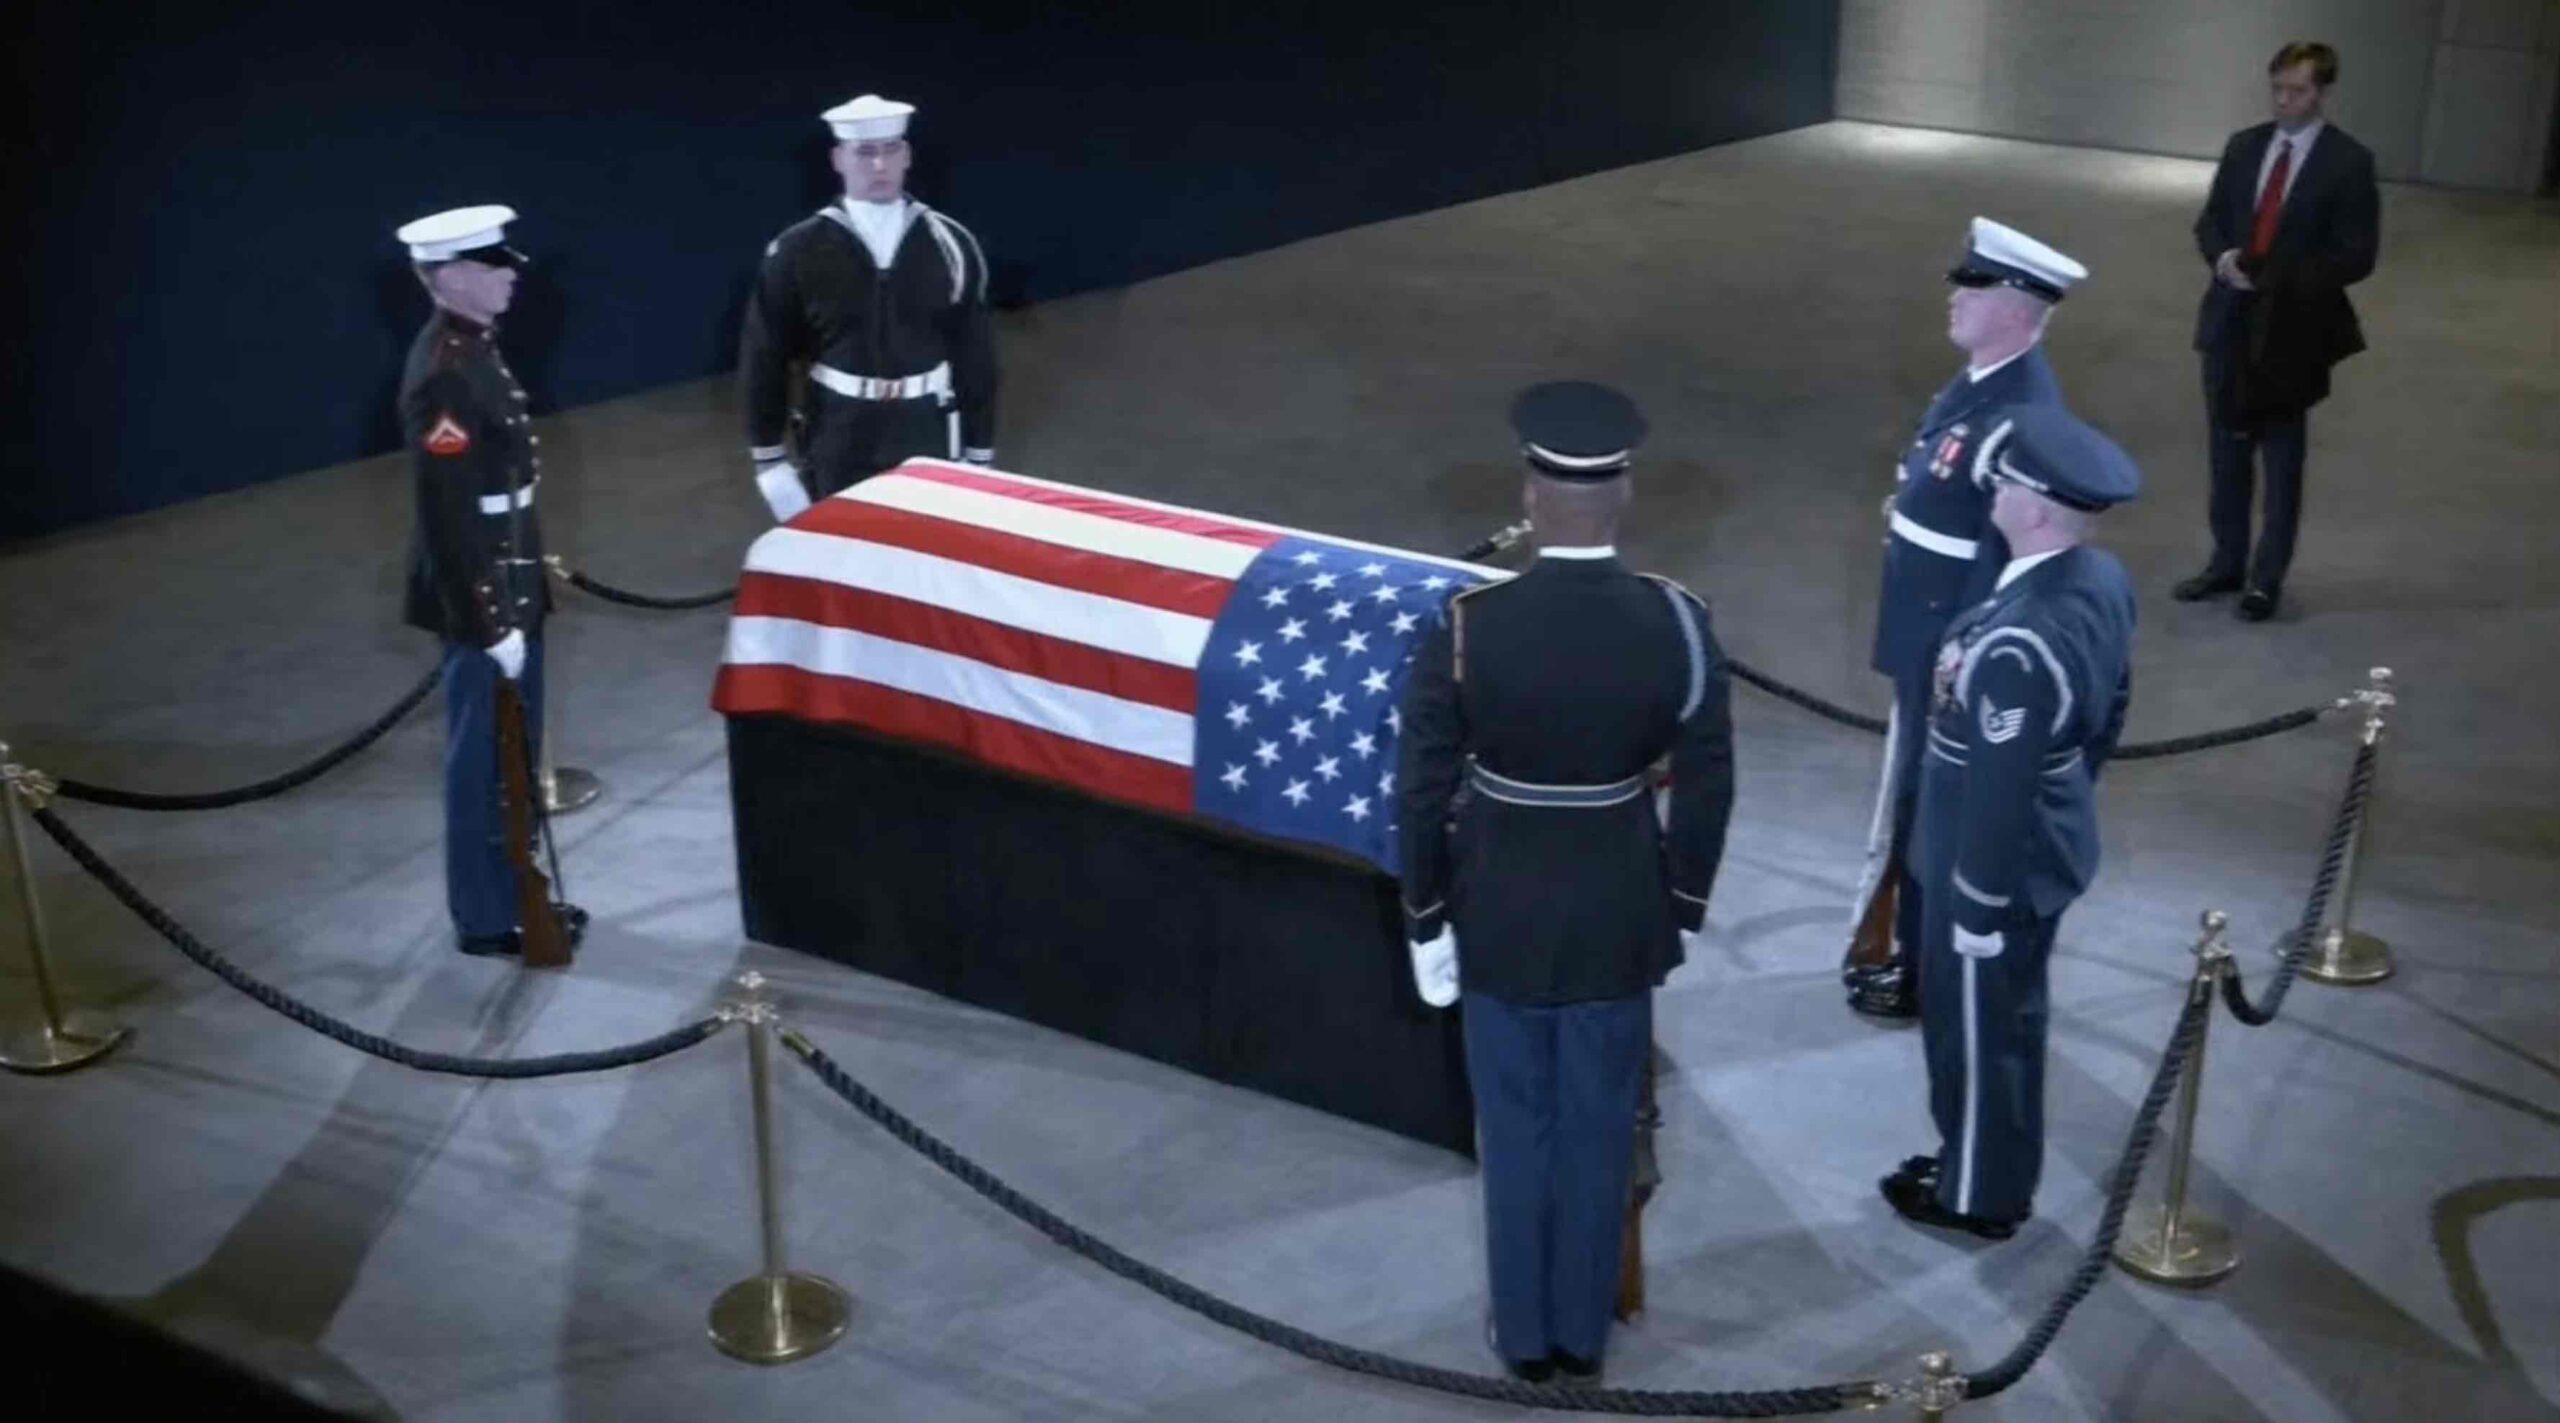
[1551,1349,1602,1385]
[1845,963,1918,1019]
[2172,571,2242,601]
[2236,589,2277,622]
[1883,1154,1939,1190]
[1489,1319,1554,1383]
[552,902,590,945]
[1882,1171,2019,1240]
[458,930,522,958]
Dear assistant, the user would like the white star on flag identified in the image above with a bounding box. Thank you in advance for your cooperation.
[1298,654,1328,681]
[1387,707,1403,734]
[1220,764,1248,791]
[1260,586,1290,608]
[1350,731,1377,759]
[1277,618,1307,643]
[1224,702,1251,728]
[1318,691,1348,719]
[1422,575,1450,590]
[1358,561,1386,579]
[1256,677,1285,705]
[1369,584,1400,605]
[1288,716,1316,744]
[1233,640,1262,666]
[1254,739,1282,766]
[1345,795,1372,822]
[1390,611,1419,635]
[1309,572,1339,591]
[1283,779,1312,806]
[1340,630,1370,655]
[1293,550,1323,566]
[1361,667,1392,695]
[1326,599,1356,622]
[1379,769,1396,794]
[1314,755,1342,782]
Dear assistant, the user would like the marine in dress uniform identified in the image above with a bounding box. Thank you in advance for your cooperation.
[1397,382,1735,1383]
[1881,405,2138,1239]
[740,94,999,522]
[1845,218,2084,1020]
[394,205,584,958]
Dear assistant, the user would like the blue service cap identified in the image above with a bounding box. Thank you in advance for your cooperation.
[1508,380,1647,480]
[1978,405,2141,511]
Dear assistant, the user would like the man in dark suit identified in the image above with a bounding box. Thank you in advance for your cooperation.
[2175,41,2380,622]
[1844,218,2083,1021]
[1883,405,2138,1240]
[1397,382,1734,1384]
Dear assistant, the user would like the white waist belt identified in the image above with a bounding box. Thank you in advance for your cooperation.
[478,478,537,515]
[811,361,952,401]
[1890,509,1978,560]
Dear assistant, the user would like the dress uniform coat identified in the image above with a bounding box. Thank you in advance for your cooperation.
[400,309,550,943]
[1909,544,2134,1222]
[1850,346,2063,980]
[1397,551,1734,1366]
[739,200,997,495]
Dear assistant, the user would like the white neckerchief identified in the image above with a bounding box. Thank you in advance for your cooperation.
[840,197,912,269]
[2256,119,2324,205]
[1538,545,1617,560]
[1997,547,2067,591]
[1968,341,2035,384]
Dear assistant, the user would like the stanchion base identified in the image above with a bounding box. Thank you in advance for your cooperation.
[2297,927,2393,986]
[542,766,604,816]
[2113,1204,2239,1286]
[708,1272,851,1364]
[0,1010,129,1074]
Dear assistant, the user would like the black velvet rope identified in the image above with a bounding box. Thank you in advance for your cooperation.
[51,664,443,812]
[785,1028,1880,1415]
[559,567,736,610]
[2219,740,2377,1027]
[27,803,726,1078]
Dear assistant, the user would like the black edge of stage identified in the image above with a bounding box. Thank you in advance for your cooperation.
[2,1263,364,1422]
[726,715,1477,1156]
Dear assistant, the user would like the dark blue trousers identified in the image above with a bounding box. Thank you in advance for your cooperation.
[1917,902,2061,1223]
[1462,988,1651,1365]
[1886,667,1934,966]
[441,637,546,943]
[2202,338,2310,595]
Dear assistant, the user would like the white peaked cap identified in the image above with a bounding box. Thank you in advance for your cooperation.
[395,204,519,262]
[822,94,915,142]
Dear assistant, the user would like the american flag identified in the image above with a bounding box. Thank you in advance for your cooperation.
[712,459,1491,870]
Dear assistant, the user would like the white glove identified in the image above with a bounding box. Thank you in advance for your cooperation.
[1953,925,2005,960]
[1409,928,1459,1008]
[755,462,812,522]
[485,628,527,681]
[962,447,997,467]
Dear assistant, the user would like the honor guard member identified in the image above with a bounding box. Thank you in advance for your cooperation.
[1397,382,1735,1384]
[1845,218,2084,1020]
[395,205,585,958]
[1882,405,2137,1240]
[740,94,998,522]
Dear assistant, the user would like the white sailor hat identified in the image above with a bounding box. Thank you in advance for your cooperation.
[822,94,914,142]
[1947,217,2086,302]
[395,204,526,266]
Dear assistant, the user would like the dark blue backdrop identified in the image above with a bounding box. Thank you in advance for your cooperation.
[3,1,1835,537]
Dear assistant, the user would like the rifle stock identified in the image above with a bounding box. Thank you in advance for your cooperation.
[495,679,572,969]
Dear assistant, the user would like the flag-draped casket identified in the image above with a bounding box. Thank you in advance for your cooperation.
[712,459,1491,1151]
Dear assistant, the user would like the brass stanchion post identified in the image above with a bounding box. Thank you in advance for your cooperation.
[2295,666,2394,985]
[1909,1351,1965,1420]
[538,557,603,816]
[2115,910,2239,1286]
[706,970,849,1364]
[0,743,127,1073]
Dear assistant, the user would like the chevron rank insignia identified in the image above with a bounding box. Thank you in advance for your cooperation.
[1979,700,2027,744]
[423,413,471,456]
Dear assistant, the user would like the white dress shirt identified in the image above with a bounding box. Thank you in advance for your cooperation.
[2254,119,2324,206]
[840,198,913,269]
[1996,547,2066,591]
[1537,544,1618,560]
[1968,343,2036,384]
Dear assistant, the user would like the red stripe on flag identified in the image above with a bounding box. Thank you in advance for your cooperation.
[713,663,1193,815]
[733,574,1198,713]
[791,498,1236,618]
[886,462,1283,550]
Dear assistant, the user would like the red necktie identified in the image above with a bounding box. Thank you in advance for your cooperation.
[2246,139,2293,260]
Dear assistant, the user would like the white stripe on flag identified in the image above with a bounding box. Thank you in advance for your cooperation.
[847,472,1264,580]
[724,615,1194,767]
[746,529,1214,668]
